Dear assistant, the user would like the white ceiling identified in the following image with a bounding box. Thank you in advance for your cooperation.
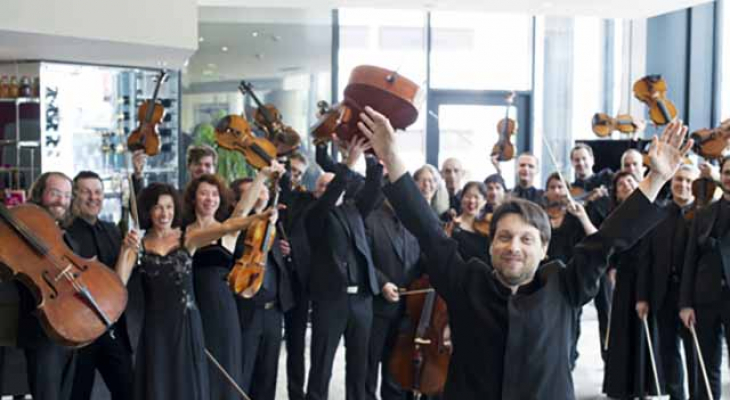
[198,0,714,19]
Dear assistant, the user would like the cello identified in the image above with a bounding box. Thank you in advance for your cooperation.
[309,65,421,144]
[0,203,127,347]
[127,70,168,156]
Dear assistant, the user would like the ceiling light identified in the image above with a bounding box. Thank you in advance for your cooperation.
[199,37,205,42]
[207,63,217,68]
[252,31,259,37]
[255,53,264,60]
[221,46,228,52]
[271,35,282,42]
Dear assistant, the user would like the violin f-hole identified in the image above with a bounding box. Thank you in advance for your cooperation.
[42,270,59,299]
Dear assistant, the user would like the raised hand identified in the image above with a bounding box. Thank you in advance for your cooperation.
[647,119,693,181]
[345,136,372,169]
[358,106,407,181]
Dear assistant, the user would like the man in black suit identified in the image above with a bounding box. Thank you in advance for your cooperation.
[360,107,689,399]
[305,137,383,400]
[66,171,133,400]
[278,153,316,400]
[235,179,295,400]
[680,156,730,400]
[636,165,699,400]
[365,199,421,400]
[14,172,77,400]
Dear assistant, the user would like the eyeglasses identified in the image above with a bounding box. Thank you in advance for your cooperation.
[45,188,72,200]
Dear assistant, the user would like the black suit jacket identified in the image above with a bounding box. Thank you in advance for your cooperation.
[636,201,690,310]
[382,172,663,400]
[280,172,316,290]
[680,200,730,307]
[306,160,383,301]
[365,204,421,316]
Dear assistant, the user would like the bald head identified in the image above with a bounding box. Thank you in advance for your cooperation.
[314,173,335,199]
[441,158,465,194]
[621,149,645,181]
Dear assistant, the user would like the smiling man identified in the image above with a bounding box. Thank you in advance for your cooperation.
[358,106,691,400]
[66,171,133,400]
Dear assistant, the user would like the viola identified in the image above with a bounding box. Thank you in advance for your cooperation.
[491,92,516,162]
[389,275,450,397]
[215,114,278,171]
[591,113,638,137]
[127,71,168,156]
[633,75,678,126]
[0,203,127,347]
[309,65,420,144]
[228,179,281,298]
[239,82,301,156]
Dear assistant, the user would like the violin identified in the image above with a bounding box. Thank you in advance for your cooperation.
[633,75,678,126]
[0,203,127,347]
[127,71,168,156]
[389,275,450,397]
[309,65,420,144]
[239,82,301,157]
[591,113,638,137]
[491,92,516,162]
[228,178,281,298]
[473,212,492,237]
[691,121,730,160]
[215,114,278,171]
[310,101,342,145]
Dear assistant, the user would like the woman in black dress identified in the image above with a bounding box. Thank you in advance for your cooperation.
[542,172,597,369]
[449,181,490,263]
[182,165,280,400]
[603,171,658,399]
[115,183,270,400]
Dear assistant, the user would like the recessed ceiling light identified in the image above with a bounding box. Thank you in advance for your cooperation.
[271,35,282,42]
[255,53,264,60]
[183,59,190,67]
[252,31,259,37]
[199,37,205,42]
[221,46,228,52]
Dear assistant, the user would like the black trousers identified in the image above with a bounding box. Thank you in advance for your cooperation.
[694,289,730,400]
[70,329,133,400]
[24,339,76,400]
[595,274,613,362]
[366,304,407,400]
[241,306,284,400]
[306,293,372,400]
[284,276,310,400]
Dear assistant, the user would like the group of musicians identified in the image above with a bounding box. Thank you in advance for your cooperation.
[2,104,729,400]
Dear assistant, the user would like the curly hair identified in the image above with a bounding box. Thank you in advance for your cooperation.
[183,174,232,225]
[137,183,182,230]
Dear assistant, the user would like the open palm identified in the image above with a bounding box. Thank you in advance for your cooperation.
[647,120,692,181]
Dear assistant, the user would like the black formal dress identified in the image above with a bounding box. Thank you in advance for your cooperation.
[381,172,664,399]
[66,217,134,400]
[637,201,698,400]
[305,159,382,400]
[680,198,730,400]
[14,232,79,400]
[365,203,422,400]
[133,244,209,400]
[603,241,656,399]
[279,172,316,400]
[235,233,295,400]
[192,239,242,400]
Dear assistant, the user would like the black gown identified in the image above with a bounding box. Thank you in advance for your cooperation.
[451,227,490,264]
[133,245,209,400]
[192,240,242,400]
[603,242,658,398]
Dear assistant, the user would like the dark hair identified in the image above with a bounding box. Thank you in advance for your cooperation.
[229,177,254,203]
[28,172,72,205]
[183,174,232,225]
[611,170,637,206]
[490,199,551,245]
[289,152,309,166]
[137,183,182,230]
[73,171,103,193]
[462,181,487,198]
[186,144,218,167]
[484,174,507,190]
[544,172,566,189]
[570,143,594,160]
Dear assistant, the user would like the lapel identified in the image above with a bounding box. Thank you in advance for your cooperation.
[380,216,406,264]
[333,205,354,240]
[699,201,722,242]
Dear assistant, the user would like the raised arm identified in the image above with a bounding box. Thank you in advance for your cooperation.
[305,163,353,236]
[355,156,383,219]
[116,230,140,284]
[231,162,284,218]
[561,120,693,306]
[185,211,273,253]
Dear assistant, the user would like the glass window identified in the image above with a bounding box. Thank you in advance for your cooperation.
[430,12,533,91]
[338,8,427,171]
[721,0,730,119]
